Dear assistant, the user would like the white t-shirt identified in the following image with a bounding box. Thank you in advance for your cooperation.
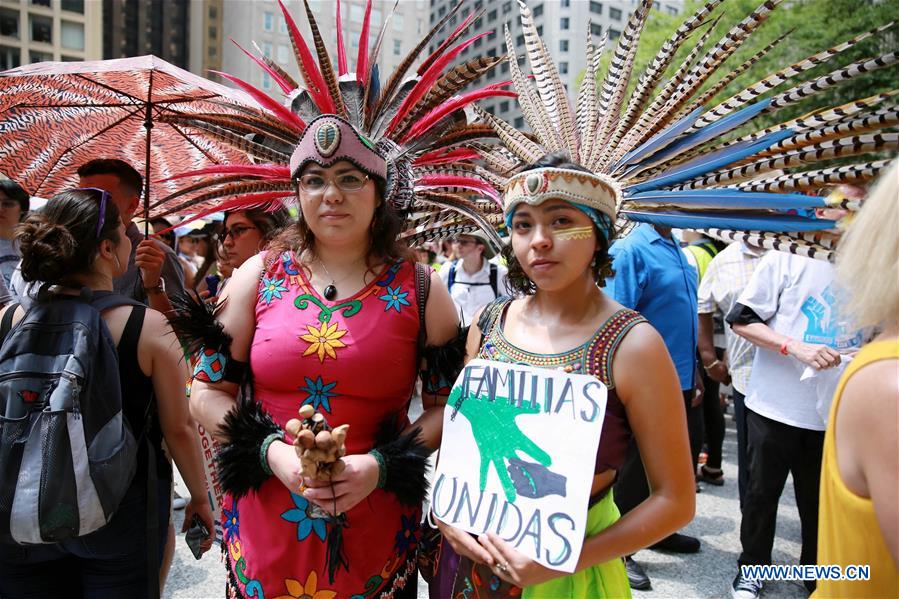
[738,252,863,431]
[439,258,508,327]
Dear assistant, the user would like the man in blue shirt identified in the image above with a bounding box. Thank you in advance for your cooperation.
[607,223,702,590]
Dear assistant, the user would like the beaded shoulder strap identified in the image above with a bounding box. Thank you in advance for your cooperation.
[585,309,647,389]
[476,296,513,341]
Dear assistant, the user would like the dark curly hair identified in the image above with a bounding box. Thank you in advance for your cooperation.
[266,173,413,274]
[503,152,616,296]
[17,188,123,285]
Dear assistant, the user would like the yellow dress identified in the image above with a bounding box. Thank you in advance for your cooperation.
[814,340,899,598]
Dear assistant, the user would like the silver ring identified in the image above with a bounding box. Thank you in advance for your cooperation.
[497,561,509,573]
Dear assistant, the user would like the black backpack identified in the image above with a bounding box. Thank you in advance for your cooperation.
[0,290,145,544]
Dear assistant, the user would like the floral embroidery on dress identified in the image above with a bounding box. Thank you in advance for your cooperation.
[281,493,327,542]
[299,376,337,413]
[274,571,336,599]
[379,285,411,313]
[260,275,290,304]
[299,321,348,362]
[394,513,419,555]
[223,505,240,540]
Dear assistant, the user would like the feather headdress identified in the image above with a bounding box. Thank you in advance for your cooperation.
[485,0,898,258]
[152,0,512,247]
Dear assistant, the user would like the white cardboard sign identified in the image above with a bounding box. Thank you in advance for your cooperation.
[431,359,607,572]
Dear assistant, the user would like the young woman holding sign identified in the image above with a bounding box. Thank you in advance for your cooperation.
[434,153,696,597]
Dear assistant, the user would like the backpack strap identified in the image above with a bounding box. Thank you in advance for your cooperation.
[90,290,144,312]
[0,303,19,344]
[488,262,498,297]
[446,261,457,292]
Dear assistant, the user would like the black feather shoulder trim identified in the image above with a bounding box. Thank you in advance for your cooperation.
[421,325,469,395]
[169,292,232,356]
[215,398,282,499]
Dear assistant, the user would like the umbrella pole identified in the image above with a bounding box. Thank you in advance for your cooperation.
[143,71,154,238]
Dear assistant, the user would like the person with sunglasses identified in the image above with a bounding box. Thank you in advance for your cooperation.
[0,188,214,597]
[219,207,291,271]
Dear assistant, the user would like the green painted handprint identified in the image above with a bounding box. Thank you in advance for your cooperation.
[452,387,552,503]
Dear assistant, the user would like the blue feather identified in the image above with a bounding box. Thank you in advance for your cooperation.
[621,210,834,232]
[626,129,795,193]
[625,189,826,211]
[621,99,773,178]
[613,107,704,173]
[367,64,381,110]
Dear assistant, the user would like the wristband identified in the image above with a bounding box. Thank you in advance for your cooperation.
[779,338,792,356]
[259,432,284,476]
[368,448,387,489]
[703,359,721,371]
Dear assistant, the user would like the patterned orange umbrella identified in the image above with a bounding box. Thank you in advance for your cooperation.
[0,55,258,229]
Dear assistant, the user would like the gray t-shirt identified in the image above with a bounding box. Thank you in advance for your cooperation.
[0,238,20,289]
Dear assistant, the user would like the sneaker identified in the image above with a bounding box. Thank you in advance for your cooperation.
[697,465,725,486]
[732,572,763,599]
[624,556,651,591]
[172,493,188,511]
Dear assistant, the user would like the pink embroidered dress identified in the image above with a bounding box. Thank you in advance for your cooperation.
[224,251,423,599]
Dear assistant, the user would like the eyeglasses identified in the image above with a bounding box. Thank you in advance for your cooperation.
[296,171,370,194]
[75,187,111,239]
[217,224,258,244]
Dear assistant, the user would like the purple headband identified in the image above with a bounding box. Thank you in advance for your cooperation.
[290,114,387,181]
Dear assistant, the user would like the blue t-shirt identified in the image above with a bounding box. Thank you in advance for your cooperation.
[606,224,698,390]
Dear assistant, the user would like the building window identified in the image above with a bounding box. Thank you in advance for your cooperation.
[536,25,543,35]
[610,7,622,20]
[263,11,274,32]
[29,50,53,63]
[277,45,289,64]
[30,15,52,44]
[61,21,84,51]
[393,39,402,55]
[500,61,509,74]
[30,0,51,6]
[559,39,568,52]
[590,22,602,36]
[589,1,602,15]
[561,0,570,7]
[474,36,482,48]
[279,19,288,34]
[559,61,568,74]
[667,5,679,15]
[262,73,272,91]
[487,29,497,41]
[502,1,511,15]
[533,4,543,17]
[209,26,217,40]
[560,17,569,30]
[371,8,382,27]
[488,9,497,22]
[474,0,483,9]
[209,6,218,19]
[499,100,509,112]
[609,28,621,40]
[209,46,217,58]
[516,34,524,46]
[61,54,82,61]
[514,116,524,129]
[438,5,446,17]
[262,42,272,58]
[0,45,19,70]
[61,0,85,13]
[393,13,404,31]
[0,9,19,39]
[654,1,661,10]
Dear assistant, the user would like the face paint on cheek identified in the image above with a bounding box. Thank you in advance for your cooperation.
[555,226,594,241]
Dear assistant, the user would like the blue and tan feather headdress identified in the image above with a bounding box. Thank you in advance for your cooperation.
[484,0,897,261]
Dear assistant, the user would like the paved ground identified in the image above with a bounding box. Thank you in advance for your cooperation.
[165,406,810,598]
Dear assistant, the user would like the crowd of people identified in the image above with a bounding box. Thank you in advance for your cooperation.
[0,1,896,598]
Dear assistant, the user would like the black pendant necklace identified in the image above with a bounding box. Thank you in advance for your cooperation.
[323,284,337,300]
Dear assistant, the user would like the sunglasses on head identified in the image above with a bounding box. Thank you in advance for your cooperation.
[75,187,112,239]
